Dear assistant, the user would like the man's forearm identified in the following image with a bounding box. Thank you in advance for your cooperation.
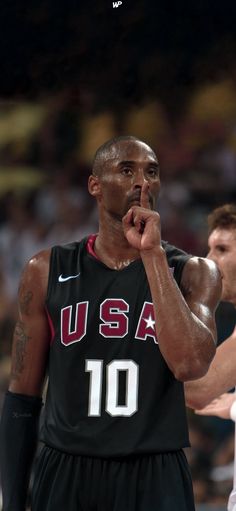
[185,330,236,409]
[141,248,215,381]
[0,391,42,510]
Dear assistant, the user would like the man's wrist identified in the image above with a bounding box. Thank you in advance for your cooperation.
[141,245,166,261]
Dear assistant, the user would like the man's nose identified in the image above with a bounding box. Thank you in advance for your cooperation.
[207,249,216,262]
[133,169,148,188]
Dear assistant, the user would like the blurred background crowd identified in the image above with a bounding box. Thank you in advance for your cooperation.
[0,1,236,509]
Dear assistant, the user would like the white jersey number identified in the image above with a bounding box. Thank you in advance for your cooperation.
[85,359,139,417]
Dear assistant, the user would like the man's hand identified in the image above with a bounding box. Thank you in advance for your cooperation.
[195,392,236,419]
[122,182,162,251]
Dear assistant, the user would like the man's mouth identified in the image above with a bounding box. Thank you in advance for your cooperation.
[128,193,152,207]
[129,193,141,204]
[129,198,141,206]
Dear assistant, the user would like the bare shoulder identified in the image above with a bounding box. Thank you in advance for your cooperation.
[19,248,52,309]
[26,248,51,278]
[180,256,222,302]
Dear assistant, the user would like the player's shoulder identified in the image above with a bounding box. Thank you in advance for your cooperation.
[16,248,52,307]
[181,256,222,293]
[21,248,52,289]
[25,239,83,273]
[185,256,219,276]
[26,248,52,271]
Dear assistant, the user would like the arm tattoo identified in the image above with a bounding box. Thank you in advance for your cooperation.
[19,290,33,316]
[11,320,32,380]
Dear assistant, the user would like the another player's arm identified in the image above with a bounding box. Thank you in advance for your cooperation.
[0,250,51,511]
[194,392,236,420]
[185,325,236,409]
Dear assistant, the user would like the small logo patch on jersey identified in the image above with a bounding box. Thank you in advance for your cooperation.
[58,273,80,282]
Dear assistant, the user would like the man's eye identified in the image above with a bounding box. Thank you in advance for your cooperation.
[148,168,158,176]
[122,168,132,175]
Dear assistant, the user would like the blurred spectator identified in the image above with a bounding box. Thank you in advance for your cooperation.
[0,194,48,299]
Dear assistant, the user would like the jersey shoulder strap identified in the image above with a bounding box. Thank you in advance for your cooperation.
[161,240,192,286]
[46,237,88,300]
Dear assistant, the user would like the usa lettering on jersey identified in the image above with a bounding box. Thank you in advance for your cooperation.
[60,299,157,346]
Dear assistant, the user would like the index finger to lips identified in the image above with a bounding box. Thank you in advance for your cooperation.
[140,182,151,209]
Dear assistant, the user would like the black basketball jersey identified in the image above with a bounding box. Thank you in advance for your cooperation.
[41,236,192,457]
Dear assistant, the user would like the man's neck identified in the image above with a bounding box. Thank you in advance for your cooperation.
[94,225,140,270]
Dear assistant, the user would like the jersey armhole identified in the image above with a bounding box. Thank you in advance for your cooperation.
[45,246,56,304]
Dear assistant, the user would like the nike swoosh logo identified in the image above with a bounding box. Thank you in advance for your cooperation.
[58,273,80,282]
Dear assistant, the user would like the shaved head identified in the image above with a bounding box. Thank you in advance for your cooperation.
[92,136,158,176]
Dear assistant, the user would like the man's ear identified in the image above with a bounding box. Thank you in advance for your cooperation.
[88,174,101,197]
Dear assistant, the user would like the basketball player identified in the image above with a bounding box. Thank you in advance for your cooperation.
[184,204,236,511]
[185,204,236,410]
[0,136,221,511]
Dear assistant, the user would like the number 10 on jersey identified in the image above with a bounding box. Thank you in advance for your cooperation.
[85,359,139,417]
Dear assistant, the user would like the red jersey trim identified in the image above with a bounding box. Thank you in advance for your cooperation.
[86,234,99,260]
